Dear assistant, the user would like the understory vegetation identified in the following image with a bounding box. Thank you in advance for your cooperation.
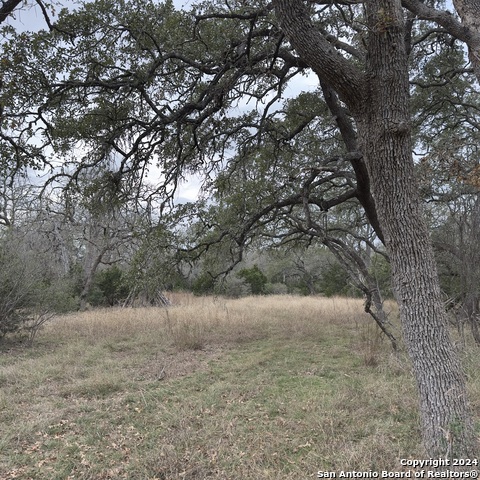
[1,294,479,479]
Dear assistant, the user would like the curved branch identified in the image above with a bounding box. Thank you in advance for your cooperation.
[319,81,385,243]
[403,0,480,80]
[273,0,366,111]
[401,0,471,42]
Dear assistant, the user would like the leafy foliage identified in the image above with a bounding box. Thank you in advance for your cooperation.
[0,0,475,321]
[192,272,216,296]
[318,261,360,298]
[237,265,268,295]
[94,266,129,307]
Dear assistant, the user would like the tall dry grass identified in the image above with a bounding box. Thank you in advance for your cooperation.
[44,293,392,352]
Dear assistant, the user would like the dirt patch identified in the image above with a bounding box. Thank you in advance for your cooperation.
[134,345,228,382]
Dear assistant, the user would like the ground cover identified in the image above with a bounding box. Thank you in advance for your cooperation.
[1,293,478,479]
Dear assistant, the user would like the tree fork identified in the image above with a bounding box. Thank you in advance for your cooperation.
[319,80,385,244]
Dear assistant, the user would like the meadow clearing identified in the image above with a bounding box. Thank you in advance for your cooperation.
[0,293,479,479]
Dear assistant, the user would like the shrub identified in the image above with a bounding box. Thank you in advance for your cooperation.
[192,272,216,296]
[237,265,268,294]
[0,236,78,342]
[370,254,393,299]
[318,261,361,297]
[94,265,129,306]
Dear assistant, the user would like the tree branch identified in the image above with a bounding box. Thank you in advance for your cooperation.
[401,0,473,44]
[273,0,366,111]
[0,0,23,24]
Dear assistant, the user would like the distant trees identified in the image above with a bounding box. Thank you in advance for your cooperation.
[432,194,480,343]
[0,173,180,338]
[0,232,50,339]
[187,242,393,302]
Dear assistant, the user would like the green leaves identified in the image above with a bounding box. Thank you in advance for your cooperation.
[237,265,268,294]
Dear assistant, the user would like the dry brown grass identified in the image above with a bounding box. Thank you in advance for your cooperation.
[0,293,477,479]
[45,294,384,351]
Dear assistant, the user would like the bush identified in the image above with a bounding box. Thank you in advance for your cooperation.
[0,239,77,341]
[237,265,268,295]
[318,262,361,297]
[0,245,42,338]
[370,254,393,299]
[192,272,216,296]
[94,265,129,306]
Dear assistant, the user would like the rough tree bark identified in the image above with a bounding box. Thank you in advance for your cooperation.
[274,0,477,457]
[359,0,475,457]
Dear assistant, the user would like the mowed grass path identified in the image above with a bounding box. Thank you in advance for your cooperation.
[1,294,479,479]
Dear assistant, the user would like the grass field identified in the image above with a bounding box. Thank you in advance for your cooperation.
[0,293,479,479]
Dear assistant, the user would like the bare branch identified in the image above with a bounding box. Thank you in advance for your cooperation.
[402,0,473,44]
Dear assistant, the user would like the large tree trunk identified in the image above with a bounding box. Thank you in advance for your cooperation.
[358,0,475,456]
[274,0,477,457]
